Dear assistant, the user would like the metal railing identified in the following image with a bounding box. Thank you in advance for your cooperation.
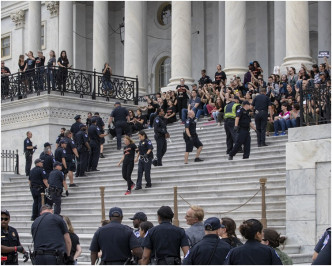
[1,66,139,104]
[1,149,19,174]
[300,83,331,126]
[137,93,157,103]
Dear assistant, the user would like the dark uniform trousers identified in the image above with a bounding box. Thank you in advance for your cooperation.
[154,135,167,165]
[49,187,62,215]
[115,121,131,149]
[224,119,238,154]
[77,149,89,176]
[25,153,33,176]
[229,128,251,159]
[30,186,44,220]
[177,98,187,120]
[122,160,135,191]
[35,254,58,265]
[255,110,268,145]
[136,158,152,188]
[89,141,100,170]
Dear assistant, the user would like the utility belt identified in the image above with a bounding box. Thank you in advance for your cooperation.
[255,110,267,114]
[31,185,44,190]
[100,260,127,265]
[1,253,17,264]
[225,118,235,121]
[49,186,63,196]
[31,250,65,265]
[151,257,181,265]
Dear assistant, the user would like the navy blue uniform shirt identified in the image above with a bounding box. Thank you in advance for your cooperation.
[252,94,271,112]
[224,239,282,265]
[70,122,83,139]
[55,147,66,162]
[1,226,21,257]
[88,124,101,143]
[29,166,47,186]
[138,139,153,158]
[24,137,33,153]
[185,117,197,137]
[76,130,89,151]
[142,221,189,260]
[90,221,140,262]
[43,153,55,175]
[63,137,76,156]
[110,106,129,123]
[48,169,64,189]
[236,108,251,129]
[31,212,68,253]
[154,116,167,137]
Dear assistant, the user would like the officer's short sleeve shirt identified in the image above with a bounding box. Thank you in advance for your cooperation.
[252,94,272,111]
[1,226,21,256]
[24,138,32,152]
[48,169,64,188]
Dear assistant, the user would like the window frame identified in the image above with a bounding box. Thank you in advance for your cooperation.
[1,32,12,61]
[41,21,46,50]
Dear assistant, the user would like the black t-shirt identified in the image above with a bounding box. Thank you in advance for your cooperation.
[69,232,80,258]
[111,107,129,124]
[135,115,146,125]
[48,169,64,189]
[88,124,101,143]
[185,117,197,136]
[43,154,55,175]
[215,71,227,84]
[1,226,21,257]
[19,62,26,72]
[56,134,65,145]
[148,103,160,117]
[63,137,76,156]
[24,137,33,153]
[90,221,140,262]
[31,212,68,253]
[176,85,189,99]
[103,67,111,80]
[35,56,45,68]
[94,116,105,133]
[252,94,272,112]
[25,58,35,70]
[57,57,69,68]
[236,108,251,129]
[47,57,56,68]
[55,147,66,162]
[198,75,212,86]
[166,106,176,117]
[29,166,47,186]
[123,143,137,162]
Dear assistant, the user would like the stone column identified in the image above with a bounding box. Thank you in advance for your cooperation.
[223,1,247,81]
[218,1,225,68]
[27,1,41,53]
[167,1,194,88]
[46,1,59,57]
[274,1,286,67]
[93,1,109,71]
[59,1,73,66]
[318,1,331,64]
[10,10,25,60]
[282,1,312,70]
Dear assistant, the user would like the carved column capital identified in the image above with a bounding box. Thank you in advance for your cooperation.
[46,1,59,17]
[10,10,25,29]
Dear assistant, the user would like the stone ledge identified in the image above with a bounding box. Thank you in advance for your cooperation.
[288,124,331,142]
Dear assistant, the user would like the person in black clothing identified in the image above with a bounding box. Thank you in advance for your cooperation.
[62,216,82,264]
[42,147,55,178]
[88,117,108,171]
[198,69,212,87]
[176,78,190,121]
[47,50,57,91]
[141,206,189,265]
[1,209,29,265]
[90,207,143,265]
[23,51,36,93]
[28,159,49,221]
[75,124,90,177]
[108,102,131,150]
[135,109,146,131]
[183,110,203,164]
[31,204,72,265]
[153,108,169,167]
[24,131,37,176]
[54,140,68,175]
[164,100,177,124]
[252,87,273,147]
[63,130,79,187]
[312,227,331,265]
[57,50,71,92]
[55,128,66,149]
[93,112,106,158]
[183,217,231,265]
[70,115,82,144]
[228,101,257,160]
[224,219,282,265]
[215,64,227,88]
[39,142,53,160]
[86,112,92,129]
[220,217,243,248]
[117,136,137,195]
[1,60,11,98]
[48,162,68,215]
[35,51,45,91]
[102,63,113,96]
[134,131,153,190]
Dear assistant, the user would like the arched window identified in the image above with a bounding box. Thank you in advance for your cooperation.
[157,2,172,26]
[156,57,171,91]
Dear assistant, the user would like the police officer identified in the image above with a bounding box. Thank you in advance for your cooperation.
[224,96,241,154]
[252,87,273,147]
[88,117,108,171]
[31,204,72,265]
[1,210,29,265]
[228,101,257,160]
[141,206,189,265]
[153,108,169,167]
[39,142,52,160]
[24,131,37,176]
[176,78,190,121]
[55,128,66,149]
[55,140,68,175]
[75,124,90,177]
[48,162,68,215]
[134,131,153,190]
[108,102,131,150]
[63,130,79,187]
[29,159,48,221]
[129,212,148,238]
[182,217,231,265]
[93,112,106,158]
[90,207,143,265]
[183,110,203,164]
[70,115,82,143]
[224,219,282,265]
[42,147,55,178]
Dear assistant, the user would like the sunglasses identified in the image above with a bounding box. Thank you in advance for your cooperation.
[1,217,9,221]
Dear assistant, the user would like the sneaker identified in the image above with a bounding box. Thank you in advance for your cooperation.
[228,155,233,160]
[280,132,286,136]
[145,184,152,188]
[125,190,131,195]
[69,183,78,187]
[134,187,142,190]
[262,143,268,146]
[100,153,105,158]
[131,183,135,190]
[273,133,279,136]
[194,158,204,162]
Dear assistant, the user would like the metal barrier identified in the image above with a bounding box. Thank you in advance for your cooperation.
[99,186,106,222]
[1,149,19,174]
[1,66,139,104]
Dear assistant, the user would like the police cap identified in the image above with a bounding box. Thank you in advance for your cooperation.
[59,139,67,145]
[91,117,98,123]
[204,217,224,231]
[129,212,147,221]
[242,101,250,106]
[1,209,10,217]
[53,161,62,168]
[115,101,121,106]
[34,158,44,164]
[109,207,123,217]
[74,115,81,120]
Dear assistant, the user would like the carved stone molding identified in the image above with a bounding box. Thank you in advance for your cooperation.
[10,10,25,29]
[46,1,59,17]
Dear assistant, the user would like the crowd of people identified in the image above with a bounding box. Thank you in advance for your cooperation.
[1,205,330,265]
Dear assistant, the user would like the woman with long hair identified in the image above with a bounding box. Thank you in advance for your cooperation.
[18,54,27,96]
[57,50,71,92]
[117,135,137,195]
[62,216,82,264]
[219,217,243,248]
[47,50,56,90]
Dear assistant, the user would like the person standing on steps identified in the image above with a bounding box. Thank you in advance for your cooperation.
[75,124,90,177]
[134,131,153,190]
[224,96,241,155]
[117,136,137,195]
[153,108,169,167]
[176,78,190,121]
[24,131,37,176]
[183,110,203,164]
[93,112,106,158]
[63,130,79,187]
[228,101,256,161]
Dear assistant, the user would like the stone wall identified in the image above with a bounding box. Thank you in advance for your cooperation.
[285,124,331,254]
[1,93,139,175]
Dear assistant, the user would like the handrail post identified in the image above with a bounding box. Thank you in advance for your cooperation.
[135,75,139,105]
[41,192,45,206]
[260,178,267,228]
[15,149,19,175]
[173,186,179,227]
[100,186,106,222]
[92,68,96,100]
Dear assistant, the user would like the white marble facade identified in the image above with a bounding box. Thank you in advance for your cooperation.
[1,1,331,93]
